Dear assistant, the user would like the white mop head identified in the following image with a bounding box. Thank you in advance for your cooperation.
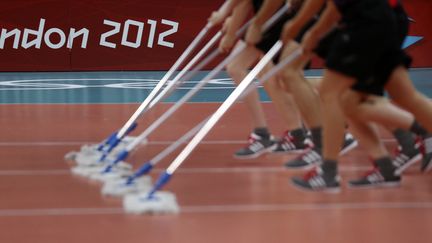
[123,191,180,214]
[64,151,78,161]
[101,176,153,197]
[74,151,118,167]
[70,161,132,178]
[89,167,134,183]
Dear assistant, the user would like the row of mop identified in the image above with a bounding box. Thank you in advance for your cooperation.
[64,3,302,214]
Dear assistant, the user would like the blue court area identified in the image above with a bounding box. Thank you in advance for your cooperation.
[0,69,431,104]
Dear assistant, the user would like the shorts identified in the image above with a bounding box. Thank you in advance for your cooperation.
[351,3,412,96]
[323,0,399,96]
[255,13,316,66]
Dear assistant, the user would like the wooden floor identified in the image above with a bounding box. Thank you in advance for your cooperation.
[1,103,432,243]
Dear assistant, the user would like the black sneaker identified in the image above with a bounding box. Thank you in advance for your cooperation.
[339,133,358,155]
[284,148,322,170]
[392,146,421,175]
[272,131,309,154]
[291,167,341,193]
[348,167,401,188]
[420,136,432,172]
[233,132,276,159]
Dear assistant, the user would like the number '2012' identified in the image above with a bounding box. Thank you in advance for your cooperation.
[100,19,178,49]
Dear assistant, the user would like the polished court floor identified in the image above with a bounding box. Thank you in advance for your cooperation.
[1,70,432,243]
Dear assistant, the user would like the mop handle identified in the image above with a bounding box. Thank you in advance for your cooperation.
[151,119,209,165]
[165,41,284,174]
[147,31,223,109]
[116,24,212,139]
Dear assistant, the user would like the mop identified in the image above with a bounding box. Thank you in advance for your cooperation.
[123,9,299,215]
[101,119,208,197]
[65,22,214,165]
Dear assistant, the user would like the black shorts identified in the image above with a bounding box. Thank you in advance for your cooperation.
[255,14,315,67]
[351,3,412,96]
[323,0,397,96]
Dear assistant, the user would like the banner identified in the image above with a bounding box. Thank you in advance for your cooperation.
[0,0,431,71]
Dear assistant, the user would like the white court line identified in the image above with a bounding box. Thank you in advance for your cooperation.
[0,140,245,146]
[0,166,373,176]
[0,139,397,146]
[1,202,432,217]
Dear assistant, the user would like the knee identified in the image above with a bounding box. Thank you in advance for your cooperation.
[393,91,425,110]
[226,62,243,83]
[340,93,357,117]
[263,78,280,93]
[280,69,300,92]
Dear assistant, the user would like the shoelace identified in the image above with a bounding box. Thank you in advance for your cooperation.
[416,136,426,155]
[247,135,257,145]
[281,132,295,144]
[362,166,379,178]
[303,167,319,180]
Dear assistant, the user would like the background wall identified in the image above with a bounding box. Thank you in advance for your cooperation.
[0,0,430,71]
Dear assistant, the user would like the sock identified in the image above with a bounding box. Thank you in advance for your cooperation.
[290,127,306,145]
[310,127,322,153]
[393,129,417,154]
[374,156,396,178]
[254,127,270,140]
[322,159,338,178]
[410,120,428,138]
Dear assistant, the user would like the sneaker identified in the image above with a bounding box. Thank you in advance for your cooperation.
[291,166,341,193]
[420,136,432,172]
[284,148,322,170]
[392,146,422,175]
[339,133,358,155]
[348,167,401,188]
[272,131,309,153]
[233,132,276,159]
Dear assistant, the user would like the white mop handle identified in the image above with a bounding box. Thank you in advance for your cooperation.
[166,41,284,174]
[151,119,209,165]
[259,48,303,84]
[116,24,212,138]
[125,42,247,151]
[262,3,290,30]
[148,31,223,109]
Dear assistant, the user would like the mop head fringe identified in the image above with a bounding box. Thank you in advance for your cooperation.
[64,136,148,164]
[123,191,180,214]
[102,176,153,197]
[89,167,135,183]
[70,162,132,178]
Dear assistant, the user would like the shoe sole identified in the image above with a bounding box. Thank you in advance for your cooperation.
[271,149,306,155]
[284,162,320,171]
[290,180,341,194]
[394,154,422,175]
[233,144,277,160]
[423,156,432,172]
[339,140,359,156]
[347,181,401,189]
[425,161,432,172]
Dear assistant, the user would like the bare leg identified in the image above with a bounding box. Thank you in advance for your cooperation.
[386,66,432,132]
[319,70,355,160]
[261,62,302,130]
[226,42,266,128]
[340,91,389,159]
[279,41,322,128]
